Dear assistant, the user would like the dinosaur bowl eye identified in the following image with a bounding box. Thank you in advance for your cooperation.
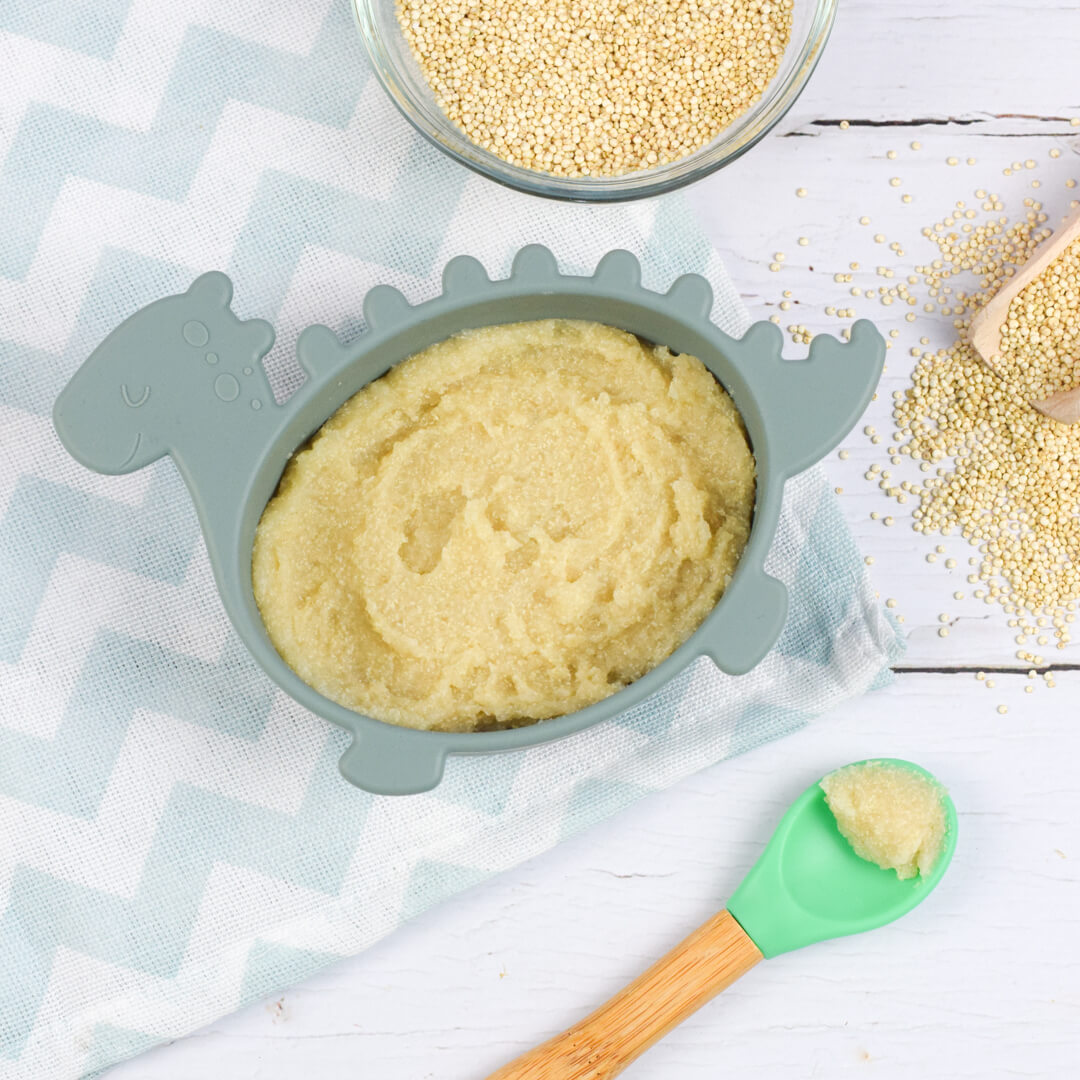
[121,384,150,408]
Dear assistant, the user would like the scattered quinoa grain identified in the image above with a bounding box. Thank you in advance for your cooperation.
[886,206,1080,645]
[809,160,1080,654]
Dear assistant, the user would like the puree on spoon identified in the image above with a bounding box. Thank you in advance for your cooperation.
[821,761,948,880]
[252,319,755,732]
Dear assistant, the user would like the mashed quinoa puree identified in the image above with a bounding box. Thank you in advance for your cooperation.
[253,319,755,732]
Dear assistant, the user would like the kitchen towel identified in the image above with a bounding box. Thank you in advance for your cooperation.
[0,1,904,1076]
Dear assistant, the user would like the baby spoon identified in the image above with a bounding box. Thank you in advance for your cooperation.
[970,202,1080,423]
[486,759,957,1080]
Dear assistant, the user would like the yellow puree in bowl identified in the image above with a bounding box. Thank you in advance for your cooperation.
[252,319,755,732]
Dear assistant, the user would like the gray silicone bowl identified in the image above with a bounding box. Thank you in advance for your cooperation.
[53,247,884,796]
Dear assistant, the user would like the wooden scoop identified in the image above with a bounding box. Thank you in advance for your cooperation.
[486,760,957,1080]
[969,204,1080,423]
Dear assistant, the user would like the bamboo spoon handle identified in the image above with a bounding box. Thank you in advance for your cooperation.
[485,910,762,1080]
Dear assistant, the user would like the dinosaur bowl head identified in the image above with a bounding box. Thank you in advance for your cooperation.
[53,272,274,474]
[52,316,167,474]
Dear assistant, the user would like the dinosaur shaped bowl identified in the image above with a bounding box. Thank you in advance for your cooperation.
[53,247,884,796]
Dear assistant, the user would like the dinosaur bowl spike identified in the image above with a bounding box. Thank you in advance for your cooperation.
[442,254,490,295]
[296,325,346,379]
[362,285,411,331]
[593,249,642,289]
[666,273,714,320]
[738,319,784,358]
[511,244,560,282]
[53,246,883,797]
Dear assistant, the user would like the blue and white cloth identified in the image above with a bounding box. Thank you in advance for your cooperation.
[0,2,904,1076]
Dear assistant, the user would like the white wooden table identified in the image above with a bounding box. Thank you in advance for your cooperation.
[111,3,1080,1077]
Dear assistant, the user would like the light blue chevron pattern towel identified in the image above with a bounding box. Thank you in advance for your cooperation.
[0,2,904,1077]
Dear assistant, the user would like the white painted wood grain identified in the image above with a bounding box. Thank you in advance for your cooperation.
[106,2,1080,1077]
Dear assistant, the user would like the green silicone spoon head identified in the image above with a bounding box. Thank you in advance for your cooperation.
[728,759,957,959]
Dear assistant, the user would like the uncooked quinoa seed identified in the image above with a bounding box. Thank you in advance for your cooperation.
[789,143,1080,672]
[996,233,1080,400]
[397,0,794,177]
[893,209,1080,631]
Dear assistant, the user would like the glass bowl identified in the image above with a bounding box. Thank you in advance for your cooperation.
[352,0,838,203]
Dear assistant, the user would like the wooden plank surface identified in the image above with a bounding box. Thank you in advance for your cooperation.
[108,2,1080,1078]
